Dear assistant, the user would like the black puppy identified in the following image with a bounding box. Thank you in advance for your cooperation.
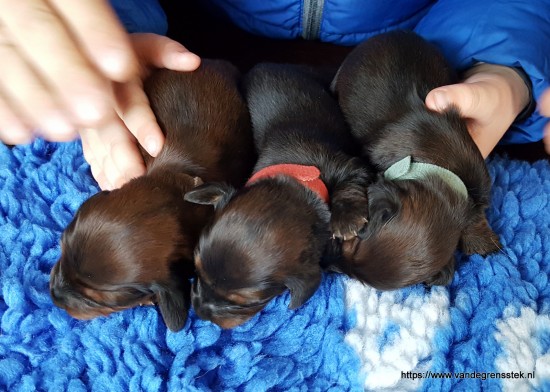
[185,64,372,329]
[330,30,501,289]
[50,61,256,331]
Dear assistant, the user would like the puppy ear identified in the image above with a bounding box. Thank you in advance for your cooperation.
[424,256,455,286]
[459,215,501,256]
[184,183,236,209]
[154,281,190,332]
[284,268,322,310]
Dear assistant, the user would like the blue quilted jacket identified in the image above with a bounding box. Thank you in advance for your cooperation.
[112,0,550,145]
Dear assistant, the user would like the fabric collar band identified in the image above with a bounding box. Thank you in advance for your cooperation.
[246,164,330,203]
[384,156,468,199]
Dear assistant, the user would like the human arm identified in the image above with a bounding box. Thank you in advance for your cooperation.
[415,0,550,156]
[425,63,531,158]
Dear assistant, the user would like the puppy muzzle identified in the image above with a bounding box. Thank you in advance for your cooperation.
[191,279,259,329]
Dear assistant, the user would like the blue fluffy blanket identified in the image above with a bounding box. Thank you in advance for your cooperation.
[1,140,549,391]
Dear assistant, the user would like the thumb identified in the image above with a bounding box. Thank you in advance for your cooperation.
[425,83,483,118]
[130,33,201,73]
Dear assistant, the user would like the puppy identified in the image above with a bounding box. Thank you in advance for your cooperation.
[330,30,501,290]
[50,61,256,331]
[184,63,372,329]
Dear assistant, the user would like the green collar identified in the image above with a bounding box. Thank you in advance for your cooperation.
[384,156,468,199]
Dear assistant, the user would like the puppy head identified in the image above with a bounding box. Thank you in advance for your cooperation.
[50,174,205,331]
[184,178,330,328]
[335,176,471,289]
[363,110,502,260]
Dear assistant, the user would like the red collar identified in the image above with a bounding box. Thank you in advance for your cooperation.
[246,164,329,203]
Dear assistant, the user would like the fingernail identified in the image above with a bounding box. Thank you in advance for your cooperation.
[75,100,104,123]
[100,50,135,80]
[45,117,71,132]
[144,135,160,156]
[102,52,124,73]
[43,117,75,140]
[6,129,33,145]
[171,51,201,70]
[432,91,450,110]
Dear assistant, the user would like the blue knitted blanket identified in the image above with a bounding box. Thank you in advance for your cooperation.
[1,140,549,391]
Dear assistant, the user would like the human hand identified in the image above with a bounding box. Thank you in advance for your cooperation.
[0,0,138,144]
[79,33,200,189]
[426,63,530,158]
[540,89,550,154]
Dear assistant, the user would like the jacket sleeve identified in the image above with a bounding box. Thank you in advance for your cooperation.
[414,0,550,144]
[109,0,168,35]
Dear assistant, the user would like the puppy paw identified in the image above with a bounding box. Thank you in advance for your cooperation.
[330,202,368,240]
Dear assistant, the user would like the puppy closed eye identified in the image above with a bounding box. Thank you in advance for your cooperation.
[370,199,399,224]
[226,292,252,305]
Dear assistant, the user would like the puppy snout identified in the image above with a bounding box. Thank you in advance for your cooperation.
[191,278,253,328]
[50,284,65,305]
[49,266,67,306]
[191,281,221,320]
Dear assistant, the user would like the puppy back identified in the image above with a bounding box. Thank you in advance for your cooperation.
[335,31,490,203]
[243,63,351,152]
[144,60,255,185]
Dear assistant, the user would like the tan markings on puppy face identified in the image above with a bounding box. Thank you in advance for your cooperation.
[194,254,203,275]
[226,288,265,305]
[81,286,105,303]
[214,315,254,329]
[66,307,114,320]
[194,254,216,289]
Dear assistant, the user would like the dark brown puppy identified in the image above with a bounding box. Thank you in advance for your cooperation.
[330,30,501,290]
[49,61,256,331]
[185,63,372,329]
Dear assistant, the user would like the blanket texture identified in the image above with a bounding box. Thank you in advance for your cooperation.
[0,140,549,391]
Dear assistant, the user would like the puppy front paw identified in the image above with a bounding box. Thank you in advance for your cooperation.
[330,200,368,240]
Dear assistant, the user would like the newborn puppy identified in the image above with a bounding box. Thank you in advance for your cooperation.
[185,64,372,329]
[50,61,256,331]
[330,30,501,289]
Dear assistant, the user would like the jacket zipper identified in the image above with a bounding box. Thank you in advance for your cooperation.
[302,0,324,40]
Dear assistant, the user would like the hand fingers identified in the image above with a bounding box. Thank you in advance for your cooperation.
[0,0,118,128]
[131,33,201,75]
[114,33,200,158]
[114,80,164,157]
[79,123,146,190]
[50,0,138,81]
[0,28,75,140]
[80,133,111,190]
[426,83,483,119]
[108,126,147,188]
[425,82,506,159]
[0,92,33,145]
